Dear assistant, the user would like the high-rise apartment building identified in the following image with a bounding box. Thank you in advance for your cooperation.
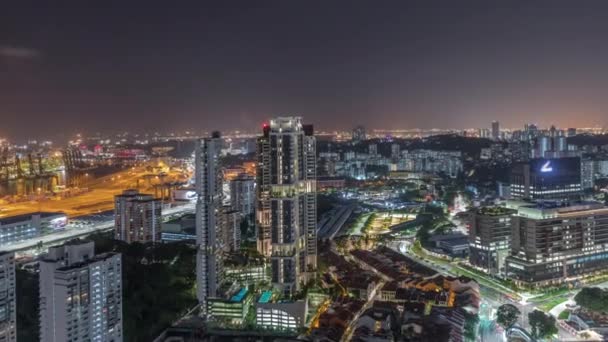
[0,252,16,342]
[39,241,122,342]
[391,143,400,159]
[229,173,255,218]
[195,132,224,316]
[114,189,162,243]
[491,121,500,140]
[221,207,241,252]
[256,117,317,296]
[506,202,608,286]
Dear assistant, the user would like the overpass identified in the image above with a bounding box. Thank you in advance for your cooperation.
[1,202,195,254]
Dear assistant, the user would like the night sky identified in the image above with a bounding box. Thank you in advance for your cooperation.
[3,1,608,141]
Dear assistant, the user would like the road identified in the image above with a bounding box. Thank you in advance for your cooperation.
[385,241,542,338]
[479,319,506,342]
[340,280,385,342]
[0,202,195,253]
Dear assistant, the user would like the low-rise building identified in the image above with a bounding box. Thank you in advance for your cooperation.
[0,212,67,246]
[255,298,308,331]
[207,288,253,324]
[429,233,469,258]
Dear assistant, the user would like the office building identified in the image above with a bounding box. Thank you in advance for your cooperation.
[256,117,317,296]
[114,189,162,243]
[506,202,608,286]
[510,157,582,201]
[491,121,500,140]
[39,240,122,342]
[0,252,16,342]
[468,207,516,276]
[195,132,224,316]
[229,173,255,218]
[0,212,67,247]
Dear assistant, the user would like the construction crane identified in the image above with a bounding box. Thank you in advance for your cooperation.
[37,153,44,175]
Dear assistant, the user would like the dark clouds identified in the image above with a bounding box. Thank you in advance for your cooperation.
[2,0,608,141]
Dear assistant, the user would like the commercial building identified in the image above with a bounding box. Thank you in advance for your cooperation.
[429,233,469,258]
[161,214,196,243]
[506,201,608,286]
[0,252,16,342]
[228,173,255,218]
[468,207,516,276]
[255,298,308,331]
[114,189,162,243]
[510,157,582,201]
[39,240,122,342]
[0,212,67,247]
[195,132,224,316]
[256,117,317,296]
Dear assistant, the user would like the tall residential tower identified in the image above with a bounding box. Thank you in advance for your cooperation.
[39,241,122,342]
[256,117,317,296]
[195,132,224,316]
[114,189,162,244]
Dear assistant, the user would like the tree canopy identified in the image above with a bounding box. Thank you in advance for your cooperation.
[574,287,608,313]
[496,304,520,329]
[528,310,558,339]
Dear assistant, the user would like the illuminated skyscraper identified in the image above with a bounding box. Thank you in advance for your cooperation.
[256,117,317,296]
[195,132,223,316]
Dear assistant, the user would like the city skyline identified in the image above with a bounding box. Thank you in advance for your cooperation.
[4,1,608,140]
[5,2,608,341]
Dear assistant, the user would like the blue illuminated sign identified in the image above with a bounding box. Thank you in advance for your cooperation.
[540,161,553,173]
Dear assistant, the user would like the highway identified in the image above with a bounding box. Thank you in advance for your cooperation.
[1,202,195,253]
